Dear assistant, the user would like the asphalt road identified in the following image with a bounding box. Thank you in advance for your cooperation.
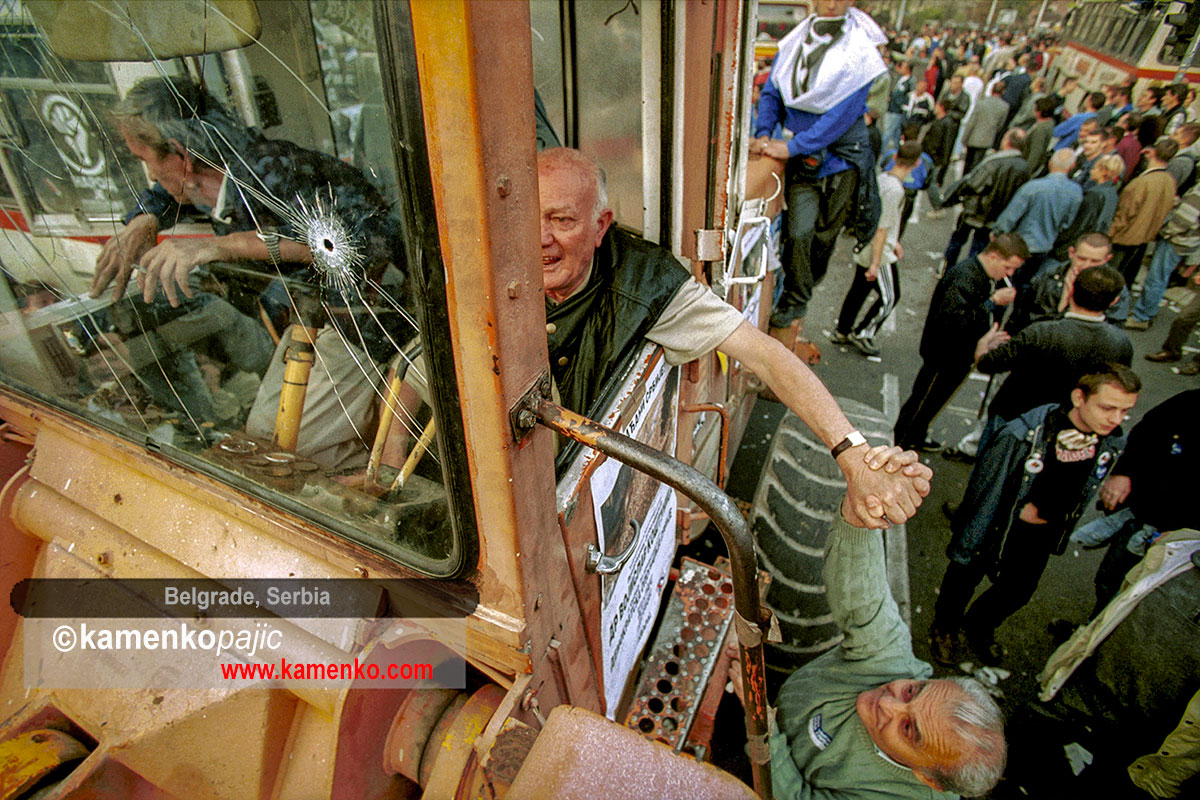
[717,186,1199,798]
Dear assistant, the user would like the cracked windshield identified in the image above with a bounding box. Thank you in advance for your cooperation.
[0,0,463,573]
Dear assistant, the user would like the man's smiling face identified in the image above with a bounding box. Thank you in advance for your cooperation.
[538,158,612,303]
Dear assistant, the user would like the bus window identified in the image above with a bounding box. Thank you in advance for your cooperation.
[0,1,475,577]
[0,18,145,222]
[530,0,646,233]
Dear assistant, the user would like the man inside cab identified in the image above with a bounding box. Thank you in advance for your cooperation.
[538,147,928,530]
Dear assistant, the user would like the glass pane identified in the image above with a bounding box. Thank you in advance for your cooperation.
[573,0,643,231]
[0,0,469,575]
[0,14,146,219]
[530,0,566,146]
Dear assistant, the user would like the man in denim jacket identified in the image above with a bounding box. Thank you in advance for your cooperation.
[929,365,1141,664]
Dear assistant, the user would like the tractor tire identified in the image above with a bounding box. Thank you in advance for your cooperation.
[749,399,900,676]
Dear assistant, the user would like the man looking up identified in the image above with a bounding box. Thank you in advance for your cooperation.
[538,148,928,528]
[771,446,1006,798]
[751,0,888,360]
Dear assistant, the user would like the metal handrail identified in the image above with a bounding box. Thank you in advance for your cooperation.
[535,398,773,799]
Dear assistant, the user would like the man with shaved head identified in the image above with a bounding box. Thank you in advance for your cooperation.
[536,147,929,529]
[772,447,1005,798]
[991,148,1083,279]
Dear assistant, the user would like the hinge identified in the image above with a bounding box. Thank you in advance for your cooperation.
[694,228,725,262]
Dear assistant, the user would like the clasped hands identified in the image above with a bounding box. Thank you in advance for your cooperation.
[840,445,932,529]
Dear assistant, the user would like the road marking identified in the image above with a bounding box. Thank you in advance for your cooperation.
[882,373,898,424]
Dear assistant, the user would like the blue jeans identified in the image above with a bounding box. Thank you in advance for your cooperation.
[882,111,904,155]
[1131,240,1182,322]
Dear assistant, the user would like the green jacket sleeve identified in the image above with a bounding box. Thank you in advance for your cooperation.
[823,514,911,662]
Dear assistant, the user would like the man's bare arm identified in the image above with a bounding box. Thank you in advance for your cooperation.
[718,321,931,528]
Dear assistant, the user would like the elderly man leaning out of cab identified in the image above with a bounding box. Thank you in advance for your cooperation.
[536,147,929,530]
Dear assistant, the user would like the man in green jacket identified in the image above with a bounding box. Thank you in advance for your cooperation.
[771,447,1006,798]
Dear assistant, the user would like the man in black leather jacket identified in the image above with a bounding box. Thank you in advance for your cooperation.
[935,127,1031,271]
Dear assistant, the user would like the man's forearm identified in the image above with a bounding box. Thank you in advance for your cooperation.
[868,226,888,270]
[723,324,856,448]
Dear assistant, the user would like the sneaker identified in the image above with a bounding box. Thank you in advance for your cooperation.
[1123,318,1151,331]
[829,330,851,345]
[1146,350,1182,363]
[941,446,976,464]
[850,333,881,357]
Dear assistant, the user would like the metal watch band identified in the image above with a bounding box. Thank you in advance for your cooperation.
[830,430,867,459]
[258,231,282,265]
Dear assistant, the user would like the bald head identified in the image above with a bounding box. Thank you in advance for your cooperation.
[1049,148,1076,174]
[537,148,613,302]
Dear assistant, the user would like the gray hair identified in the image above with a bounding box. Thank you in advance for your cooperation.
[1049,148,1077,173]
[924,677,1006,797]
[112,77,257,169]
[537,147,610,221]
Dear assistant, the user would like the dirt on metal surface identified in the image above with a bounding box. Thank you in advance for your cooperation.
[624,557,736,751]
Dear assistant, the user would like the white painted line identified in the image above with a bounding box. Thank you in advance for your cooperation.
[882,373,899,426]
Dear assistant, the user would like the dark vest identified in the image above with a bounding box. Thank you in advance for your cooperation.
[546,228,690,416]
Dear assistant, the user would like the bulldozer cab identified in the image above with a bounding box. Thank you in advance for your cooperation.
[0,1,773,797]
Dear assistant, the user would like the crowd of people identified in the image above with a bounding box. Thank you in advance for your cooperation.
[749,2,1199,797]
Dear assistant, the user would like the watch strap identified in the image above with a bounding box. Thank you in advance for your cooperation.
[258,231,282,265]
[830,430,867,459]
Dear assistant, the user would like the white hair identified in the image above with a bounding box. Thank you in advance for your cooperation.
[1049,148,1077,173]
[924,677,1007,797]
[538,147,609,221]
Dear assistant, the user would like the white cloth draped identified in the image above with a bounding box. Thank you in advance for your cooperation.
[771,7,887,114]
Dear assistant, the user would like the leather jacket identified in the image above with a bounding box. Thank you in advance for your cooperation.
[940,149,1031,227]
[948,403,1126,566]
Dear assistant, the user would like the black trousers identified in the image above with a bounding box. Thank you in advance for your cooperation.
[1091,520,1141,618]
[964,146,988,176]
[1112,242,1150,289]
[774,167,859,326]
[933,520,1058,640]
[893,358,970,448]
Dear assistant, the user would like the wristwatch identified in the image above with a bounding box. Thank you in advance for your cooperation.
[830,430,867,459]
[257,230,282,265]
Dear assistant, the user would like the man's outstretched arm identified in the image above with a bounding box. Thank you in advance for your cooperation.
[827,447,924,661]
[718,321,932,528]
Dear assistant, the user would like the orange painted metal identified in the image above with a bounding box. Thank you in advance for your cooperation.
[407,1,595,720]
